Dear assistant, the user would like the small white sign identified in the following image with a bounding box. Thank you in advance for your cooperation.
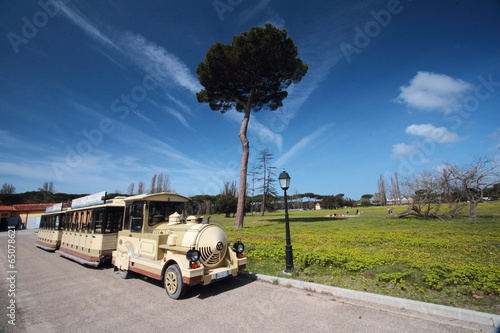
[46,203,63,213]
[71,191,106,208]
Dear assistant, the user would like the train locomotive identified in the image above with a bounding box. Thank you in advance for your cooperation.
[37,192,246,299]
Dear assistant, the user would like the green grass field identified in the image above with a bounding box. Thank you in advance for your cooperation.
[215,201,500,314]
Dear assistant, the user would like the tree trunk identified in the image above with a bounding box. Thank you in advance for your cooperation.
[261,157,266,216]
[234,108,251,228]
[469,199,477,219]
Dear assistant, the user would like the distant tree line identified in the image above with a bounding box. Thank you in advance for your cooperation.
[0,181,83,205]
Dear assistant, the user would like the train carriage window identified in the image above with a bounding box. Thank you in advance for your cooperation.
[55,215,60,230]
[94,209,104,233]
[81,211,87,232]
[86,210,93,232]
[114,209,123,232]
[103,208,124,233]
[123,205,130,230]
[64,213,70,231]
[80,212,84,231]
[126,202,143,233]
[72,213,78,231]
[77,212,82,231]
[104,210,112,233]
[59,214,64,230]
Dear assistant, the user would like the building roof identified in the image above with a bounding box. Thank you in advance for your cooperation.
[0,203,58,212]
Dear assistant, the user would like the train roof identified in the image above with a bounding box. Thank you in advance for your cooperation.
[123,192,191,203]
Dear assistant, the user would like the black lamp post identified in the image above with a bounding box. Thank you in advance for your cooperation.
[278,169,294,274]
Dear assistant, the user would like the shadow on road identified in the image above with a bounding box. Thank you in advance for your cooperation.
[189,275,254,300]
[116,271,255,300]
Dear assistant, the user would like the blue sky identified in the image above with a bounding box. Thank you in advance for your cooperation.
[1,0,499,200]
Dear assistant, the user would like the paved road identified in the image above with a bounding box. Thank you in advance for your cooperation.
[0,230,495,333]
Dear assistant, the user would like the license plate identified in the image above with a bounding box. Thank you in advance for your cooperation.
[215,270,229,279]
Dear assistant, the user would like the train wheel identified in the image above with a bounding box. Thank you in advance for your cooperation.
[119,269,129,279]
[164,264,186,299]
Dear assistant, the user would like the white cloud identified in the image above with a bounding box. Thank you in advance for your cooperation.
[275,124,332,167]
[0,130,20,147]
[394,72,472,113]
[120,33,202,94]
[57,1,118,49]
[490,128,500,152]
[405,124,460,143]
[163,106,194,132]
[391,143,419,159]
[57,3,201,129]
[226,110,283,151]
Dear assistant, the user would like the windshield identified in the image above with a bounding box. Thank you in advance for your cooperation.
[148,201,186,226]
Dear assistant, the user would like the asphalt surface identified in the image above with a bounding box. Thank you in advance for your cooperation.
[0,230,496,333]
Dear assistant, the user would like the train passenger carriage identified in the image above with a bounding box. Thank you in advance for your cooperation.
[36,203,65,251]
[56,192,125,267]
[112,192,247,299]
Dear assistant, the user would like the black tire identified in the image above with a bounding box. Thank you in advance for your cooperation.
[119,269,129,279]
[163,264,187,299]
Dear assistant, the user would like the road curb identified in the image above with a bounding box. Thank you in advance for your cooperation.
[239,271,500,327]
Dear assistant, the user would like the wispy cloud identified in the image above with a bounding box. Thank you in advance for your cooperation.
[165,93,193,117]
[391,143,419,159]
[489,128,500,153]
[164,106,194,132]
[239,0,285,28]
[0,130,20,147]
[275,124,332,167]
[56,2,201,129]
[394,72,472,113]
[58,3,201,94]
[405,124,461,144]
[56,0,119,50]
[226,110,283,151]
[121,33,202,94]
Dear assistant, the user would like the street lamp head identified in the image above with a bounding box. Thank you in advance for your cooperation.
[278,169,291,191]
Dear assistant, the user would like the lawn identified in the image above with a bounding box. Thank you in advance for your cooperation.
[215,201,500,314]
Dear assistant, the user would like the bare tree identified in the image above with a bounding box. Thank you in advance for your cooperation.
[39,181,55,194]
[257,149,277,215]
[394,172,401,205]
[200,200,213,215]
[38,181,55,203]
[127,182,135,195]
[377,175,387,206]
[391,158,498,220]
[448,156,499,219]
[150,174,157,194]
[0,183,15,194]
[291,188,302,210]
[137,181,145,194]
[394,171,444,218]
[160,173,173,193]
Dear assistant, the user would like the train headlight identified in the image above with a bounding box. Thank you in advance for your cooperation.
[186,249,200,263]
[186,249,200,269]
[233,241,244,258]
